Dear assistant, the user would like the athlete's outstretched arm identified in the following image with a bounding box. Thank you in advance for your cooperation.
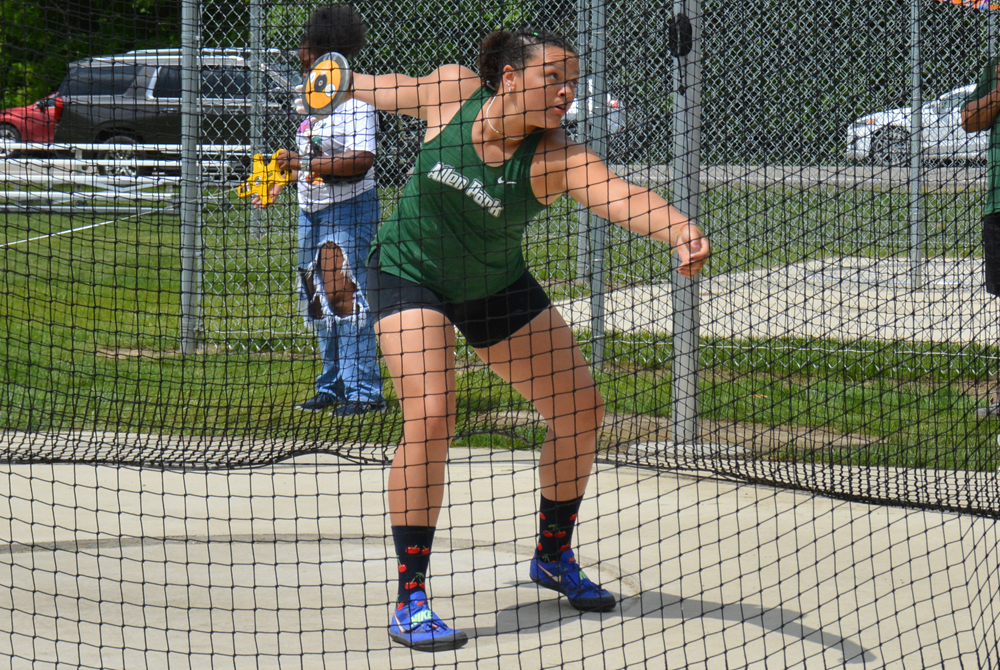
[351,65,481,121]
[558,142,709,277]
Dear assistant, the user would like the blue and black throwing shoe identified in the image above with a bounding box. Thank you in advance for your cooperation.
[529,548,617,612]
[388,591,469,652]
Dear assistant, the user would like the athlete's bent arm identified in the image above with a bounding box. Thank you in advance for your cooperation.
[962,91,1000,133]
[557,141,709,277]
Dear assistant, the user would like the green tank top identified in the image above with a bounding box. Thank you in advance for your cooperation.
[373,87,547,302]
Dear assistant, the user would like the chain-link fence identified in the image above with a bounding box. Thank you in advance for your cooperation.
[7,0,1000,666]
[193,0,997,376]
[192,0,682,352]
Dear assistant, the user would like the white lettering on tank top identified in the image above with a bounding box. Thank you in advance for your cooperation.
[426,162,504,218]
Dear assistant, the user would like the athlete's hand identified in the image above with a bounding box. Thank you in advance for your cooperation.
[674,222,709,278]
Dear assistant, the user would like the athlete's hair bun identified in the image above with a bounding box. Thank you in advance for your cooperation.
[477,29,578,92]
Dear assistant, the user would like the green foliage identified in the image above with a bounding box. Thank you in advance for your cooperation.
[0,0,992,168]
[701,0,991,164]
[353,0,538,74]
[0,0,181,108]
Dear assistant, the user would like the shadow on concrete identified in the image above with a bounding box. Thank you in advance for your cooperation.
[468,582,875,666]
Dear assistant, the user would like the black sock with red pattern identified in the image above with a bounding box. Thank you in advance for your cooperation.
[535,496,583,563]
[392,525,435,604]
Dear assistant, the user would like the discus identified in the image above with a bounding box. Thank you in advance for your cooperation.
[303,52,352,118]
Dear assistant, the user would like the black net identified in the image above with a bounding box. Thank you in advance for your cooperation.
[2,0,1000,667]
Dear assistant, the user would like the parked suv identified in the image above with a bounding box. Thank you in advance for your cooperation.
[52,48,296,175]
[375,112,425,187]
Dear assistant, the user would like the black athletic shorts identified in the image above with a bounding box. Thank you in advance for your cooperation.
[366,249,552,348]
[984,213,1000,296]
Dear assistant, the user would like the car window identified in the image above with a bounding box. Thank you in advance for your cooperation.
[152,65,182,98]
[201,67,250,98]
[268,63,296,88]
[265,71,291,93]
[61,64,138,96]
[935,92,965,114]
[150,64,283,99]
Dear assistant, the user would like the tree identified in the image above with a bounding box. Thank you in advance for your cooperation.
[0,0,181,107]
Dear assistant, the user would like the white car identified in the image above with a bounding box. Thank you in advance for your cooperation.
[845,85,988,165]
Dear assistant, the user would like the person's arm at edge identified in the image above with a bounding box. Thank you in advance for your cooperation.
[962,59,1000,133]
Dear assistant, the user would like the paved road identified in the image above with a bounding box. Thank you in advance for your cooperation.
[613,163,986,191]
[0,155,987,189]
[557,256,999,345]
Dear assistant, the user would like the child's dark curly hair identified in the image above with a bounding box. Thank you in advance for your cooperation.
[478,29,578,92]
[300,4,367,58]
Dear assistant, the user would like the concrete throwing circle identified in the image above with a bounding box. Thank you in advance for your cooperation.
[0,532,638,667]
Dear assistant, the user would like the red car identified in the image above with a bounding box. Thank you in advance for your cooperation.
[0,93,63,158]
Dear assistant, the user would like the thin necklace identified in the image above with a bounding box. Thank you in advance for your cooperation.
[485,95,502,136]
[484,94,528,140]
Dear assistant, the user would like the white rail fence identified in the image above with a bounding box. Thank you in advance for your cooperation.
[0,143,248,214]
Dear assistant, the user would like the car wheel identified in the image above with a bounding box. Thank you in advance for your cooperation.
[0,124,21,159]
[869,127,910,167]
[99,134,149,177]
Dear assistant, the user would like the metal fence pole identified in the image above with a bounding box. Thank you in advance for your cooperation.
[992,7,997,56]
[575,0,592,282]
[249,0,265,239]
[180,0,204,354]
[587,0,610,370]
[909,0,925,291]
[670,0,703,446]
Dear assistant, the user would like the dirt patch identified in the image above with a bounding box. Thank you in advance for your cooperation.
[96,347,183,359]
[468,409,876,456]
[95,346,312,359]
[694,419,875,455]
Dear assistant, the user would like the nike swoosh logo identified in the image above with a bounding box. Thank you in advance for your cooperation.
[497,177,516,185]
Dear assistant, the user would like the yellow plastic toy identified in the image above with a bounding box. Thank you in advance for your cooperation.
[236,151,292,207]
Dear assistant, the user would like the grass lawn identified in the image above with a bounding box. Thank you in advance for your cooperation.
[0,184,997,470]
